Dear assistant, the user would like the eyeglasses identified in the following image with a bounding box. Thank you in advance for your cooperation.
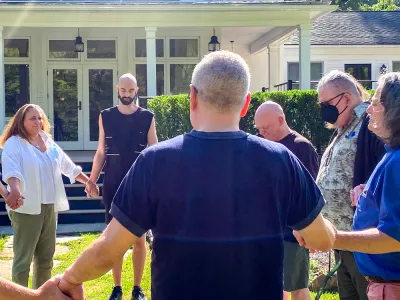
[318,93,345,108]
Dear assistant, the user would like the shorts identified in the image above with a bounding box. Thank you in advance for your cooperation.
[283,241,310,292]
[367,282,400,300]
[104,200,113,225]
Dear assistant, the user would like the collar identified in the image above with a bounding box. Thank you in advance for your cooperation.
[354,102,370,118]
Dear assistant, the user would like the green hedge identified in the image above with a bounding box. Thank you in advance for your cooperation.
[147,91,335,150]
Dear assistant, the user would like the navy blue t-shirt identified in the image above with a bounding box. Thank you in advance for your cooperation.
[111,130,325,300]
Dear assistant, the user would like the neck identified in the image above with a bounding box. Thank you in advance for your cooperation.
[278,125,292,141]
[193,112,241,132]
[117,102,138,114]
[28,133,39,142]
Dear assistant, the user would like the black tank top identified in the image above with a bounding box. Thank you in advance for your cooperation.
[101,106,153,204]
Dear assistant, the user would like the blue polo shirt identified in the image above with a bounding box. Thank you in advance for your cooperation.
[353,146,400,280]
[110,130,325,300]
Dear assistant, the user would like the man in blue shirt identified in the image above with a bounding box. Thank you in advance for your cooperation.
[299,72,400,299]
[58,50,336,300]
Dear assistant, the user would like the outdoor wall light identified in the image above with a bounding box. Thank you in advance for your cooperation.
[380,64,387,74]
[208,28,220,52]
[74,28,84,53]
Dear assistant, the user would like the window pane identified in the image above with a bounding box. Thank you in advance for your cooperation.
[136,64,165,96]
[5,64,30,118]
[135,39,164,58]
[393,62,400,72]
[88,69,114,141]
[287,63,299,82]
[345,64,372,89]
[4,39,29,58]
[169,39,198,57]
[87,40,116,59]
[170,64,195,94]
[311,63,323,89]
[49,40,78,59]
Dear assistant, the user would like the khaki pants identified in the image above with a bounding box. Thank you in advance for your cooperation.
[9,204,57,289]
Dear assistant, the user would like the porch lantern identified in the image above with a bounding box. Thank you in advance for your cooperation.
[380,64,387,74]
[74,29,84,53]
[208,28,220,52]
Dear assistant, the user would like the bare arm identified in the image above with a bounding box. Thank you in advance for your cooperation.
[147,117,158,147]
[59,219,137,298]
[334,228,400,254]
[294,214,336,252]
[0,275,71,300]
[90,114,106,183]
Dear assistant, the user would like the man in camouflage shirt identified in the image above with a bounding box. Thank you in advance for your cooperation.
[316,70,385,300]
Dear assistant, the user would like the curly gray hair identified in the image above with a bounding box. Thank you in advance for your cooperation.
[378,72,400,149]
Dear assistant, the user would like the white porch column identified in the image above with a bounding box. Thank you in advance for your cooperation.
[268,45,280,91]
[299,24,311,90]
[145,27,157,97]
[0,26,5,131]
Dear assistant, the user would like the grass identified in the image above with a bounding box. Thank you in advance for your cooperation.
[0,233,339,299]
[0,234,8,252]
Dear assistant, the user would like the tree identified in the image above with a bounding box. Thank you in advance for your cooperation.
[360,0,399,10]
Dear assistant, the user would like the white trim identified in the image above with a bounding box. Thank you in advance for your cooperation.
[3,37,31,63]
[284,44,400,49]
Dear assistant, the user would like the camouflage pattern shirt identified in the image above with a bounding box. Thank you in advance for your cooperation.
[316,103,369,231]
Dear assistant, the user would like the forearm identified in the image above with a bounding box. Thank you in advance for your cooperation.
[63,233,123,285]
[89,152,106,183]
[334,228,400,254]
[0,277,38,300]
[7,178,20,192]
[0,183,9,198]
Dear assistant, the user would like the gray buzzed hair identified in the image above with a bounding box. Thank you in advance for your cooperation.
[378,72,400,149]
[191,50,251,112]
[317,70,369,101]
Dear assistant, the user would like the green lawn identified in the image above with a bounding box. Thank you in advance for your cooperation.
[0,234,8,252]
[50,233,339,300]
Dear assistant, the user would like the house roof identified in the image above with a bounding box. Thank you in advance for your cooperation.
[285,11,400,45]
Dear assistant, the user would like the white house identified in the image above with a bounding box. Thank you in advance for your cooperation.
[0,0,334,152]
[280,11,400,91]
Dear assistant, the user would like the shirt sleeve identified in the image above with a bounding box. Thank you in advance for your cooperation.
[377,156,400,242]
[1,138,25,188]
[110,152,155,238]
[295,142,320,180]
[286,151,325,231]
[55,143,82,183]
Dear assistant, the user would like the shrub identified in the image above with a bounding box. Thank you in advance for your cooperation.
[147,90,367,150]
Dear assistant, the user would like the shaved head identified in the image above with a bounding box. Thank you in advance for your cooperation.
[254,101,288,141]
[255,101,285,119]
[118,73,137,86]
[117,73,138,106]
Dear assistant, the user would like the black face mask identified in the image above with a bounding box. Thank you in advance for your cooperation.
[118,93,138,106]
[320,93,348,124]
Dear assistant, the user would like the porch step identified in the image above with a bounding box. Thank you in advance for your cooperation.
[0,160,108,226]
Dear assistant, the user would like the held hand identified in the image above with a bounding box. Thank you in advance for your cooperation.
[58,276,84,300]
[350,184,366,207]
[5,189,25,210]
[35,275,73,300]
[84,180,99,198]
[293,230,317,253]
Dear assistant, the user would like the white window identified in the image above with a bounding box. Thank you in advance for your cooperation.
[4,39,31,118]
[287,62,323,90]
[87,40,117,59]
[393,62,400,72]
[48,40,79,60]
[134,37,200,96]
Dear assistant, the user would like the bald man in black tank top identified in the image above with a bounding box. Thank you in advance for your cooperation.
[88,73,158,300]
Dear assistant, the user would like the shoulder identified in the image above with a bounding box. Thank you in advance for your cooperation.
[100,106,117,116]
[138,108,154,119]
[3,136,22,150]
[384,149,400,186]
[292,132,316,152]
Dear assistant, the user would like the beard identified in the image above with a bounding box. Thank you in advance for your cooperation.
[118,94,134,106]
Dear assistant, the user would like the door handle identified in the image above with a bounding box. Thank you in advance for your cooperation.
[78,101,82,110]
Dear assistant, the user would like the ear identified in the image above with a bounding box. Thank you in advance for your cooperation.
[115,84,119,92]
[240,92,252,118]
[278,116,284,125]
[189,84,198,112]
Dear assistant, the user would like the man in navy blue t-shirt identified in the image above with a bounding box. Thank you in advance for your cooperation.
[59,50,336,300]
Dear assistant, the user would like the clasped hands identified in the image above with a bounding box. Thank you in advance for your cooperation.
[84,179,100,198]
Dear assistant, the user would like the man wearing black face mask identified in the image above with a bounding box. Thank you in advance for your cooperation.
[315,70,385,300]
[88,73,158,300]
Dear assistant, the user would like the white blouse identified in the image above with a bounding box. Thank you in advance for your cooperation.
[1,131,82,215]
[34,148,56,205]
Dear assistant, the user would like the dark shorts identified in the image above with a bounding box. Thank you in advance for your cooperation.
[283,241,310,292]
[104,200,113,225]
